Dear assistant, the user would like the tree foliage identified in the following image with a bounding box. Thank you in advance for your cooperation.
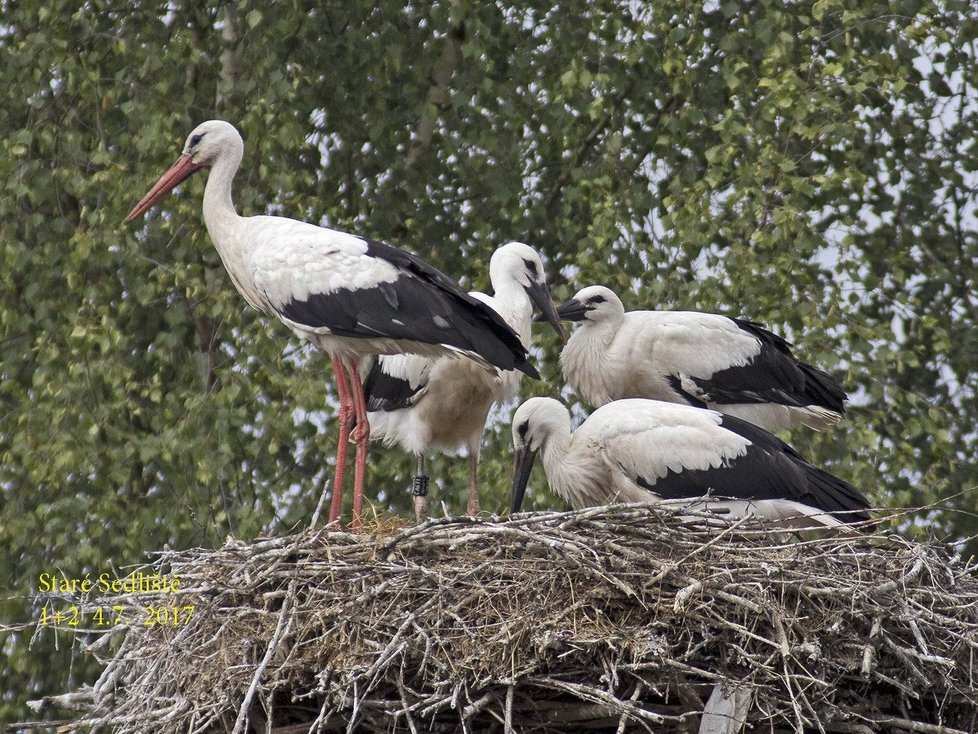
[1,0,976,721]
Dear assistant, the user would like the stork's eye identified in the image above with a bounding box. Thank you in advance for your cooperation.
[522,259,539,277]
[517,421,529,439]
[189,133,205,147]
[588,295,606,305]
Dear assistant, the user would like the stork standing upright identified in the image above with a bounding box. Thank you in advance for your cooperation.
[556,286,846,432]
[509,397,870,528]
[124,120,538,528]
[361,242,565,519]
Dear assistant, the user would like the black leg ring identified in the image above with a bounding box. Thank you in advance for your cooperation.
[411,474,430,497]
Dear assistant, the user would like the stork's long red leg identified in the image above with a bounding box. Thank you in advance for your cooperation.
[349,359,370,530]
[328,355,355,524]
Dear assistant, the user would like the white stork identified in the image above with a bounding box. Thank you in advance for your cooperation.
[556,286,847,432]
[361,242,565,519]
[124,120,538,528]
[509,397,871,529]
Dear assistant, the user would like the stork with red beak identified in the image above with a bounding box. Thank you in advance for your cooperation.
[125,119,538,528]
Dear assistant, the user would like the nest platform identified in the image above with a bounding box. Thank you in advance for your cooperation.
[34,505,978,732]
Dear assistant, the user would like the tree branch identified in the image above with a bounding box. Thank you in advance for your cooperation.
[404,25,465,171]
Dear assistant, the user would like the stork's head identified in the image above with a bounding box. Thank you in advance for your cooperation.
[178,119,243,169]
[509,397,570,513]
[490,242,566,342]
[555,285,625,324]
[124,119,244,224]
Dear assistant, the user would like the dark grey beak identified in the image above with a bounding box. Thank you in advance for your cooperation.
[510,443,539,514]
[555,297,589,322]
[526,280,567,343]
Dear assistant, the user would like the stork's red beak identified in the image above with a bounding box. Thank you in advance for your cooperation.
[124,154,202,224]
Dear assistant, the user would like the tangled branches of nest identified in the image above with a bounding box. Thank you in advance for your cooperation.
[43,505,978,732]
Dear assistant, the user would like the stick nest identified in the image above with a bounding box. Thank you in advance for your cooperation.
[49,506,978,732]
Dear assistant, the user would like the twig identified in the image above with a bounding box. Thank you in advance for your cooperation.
[232,580,298,734]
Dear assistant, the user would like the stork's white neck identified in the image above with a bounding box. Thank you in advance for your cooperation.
[196,139,270,314]
[540,425,604,510]
[560,316,620,406]
[491,279,534,348]
[576,308,623,345]
[202,142,244,250]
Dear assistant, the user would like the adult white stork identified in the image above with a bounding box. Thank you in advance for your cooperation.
[556,286,847,432]
[124,119,538,528]
[361,242,565,519]
[509,397,871,528]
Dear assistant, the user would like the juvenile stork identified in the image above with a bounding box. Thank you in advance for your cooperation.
[509,397,870,529]
[361,242,565,519]
[557,286,846,432]
[124,120,538,528]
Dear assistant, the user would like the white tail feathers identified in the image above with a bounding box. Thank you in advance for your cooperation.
[661,497,862,532]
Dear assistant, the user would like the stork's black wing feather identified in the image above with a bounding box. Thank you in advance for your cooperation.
[278,237,539,379]
[682,318,846,413]
[361,357,426,412]
[633,413,869,522]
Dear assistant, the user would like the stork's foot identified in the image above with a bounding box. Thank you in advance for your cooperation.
[352,419,369,446]
[412,474,430,524]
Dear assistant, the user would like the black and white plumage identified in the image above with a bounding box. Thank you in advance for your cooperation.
[124,120,537,528]
[509,397,871,529]
[557,286,847,433]
[361,242,565,518]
